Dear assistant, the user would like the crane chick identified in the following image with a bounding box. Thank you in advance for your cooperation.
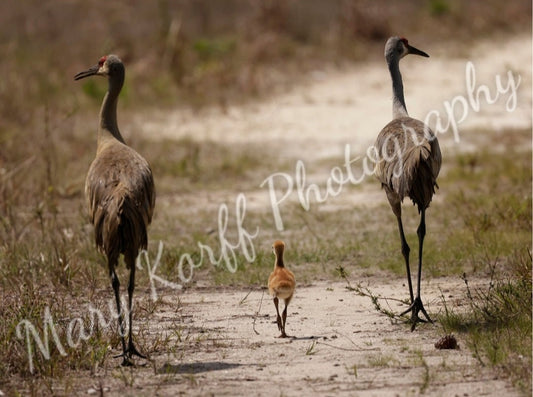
[268,240,295,338]
[75,55,155,366]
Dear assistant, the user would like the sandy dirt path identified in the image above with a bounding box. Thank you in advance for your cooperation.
[90,277,520,396]
[137,33,531,160]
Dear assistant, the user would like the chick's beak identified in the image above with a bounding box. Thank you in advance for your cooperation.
[407,44,429,58]
[74,64,100,80]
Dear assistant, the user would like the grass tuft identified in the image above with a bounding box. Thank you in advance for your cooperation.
[438,248,532,393]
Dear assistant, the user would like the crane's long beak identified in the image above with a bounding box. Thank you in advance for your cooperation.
[407,44,429,58]
[74,65,100,80]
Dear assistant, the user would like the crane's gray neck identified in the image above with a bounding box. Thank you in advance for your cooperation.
[99,71,125,144]
[388,58,409,119]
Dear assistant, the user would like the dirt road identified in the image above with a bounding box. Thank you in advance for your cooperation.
[138,33,531,161]
[83,277,518,396]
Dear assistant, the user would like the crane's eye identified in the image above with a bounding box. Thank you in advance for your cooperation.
[399,38,409,52]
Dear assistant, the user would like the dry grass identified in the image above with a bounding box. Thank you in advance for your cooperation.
[3,125,530,393]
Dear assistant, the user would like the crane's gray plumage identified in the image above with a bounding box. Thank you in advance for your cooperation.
[375,117,441,210]
[75,54,155,365]
[374,37,441,330]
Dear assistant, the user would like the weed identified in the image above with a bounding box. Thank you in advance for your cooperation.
[183,373,198,387]
[438,248,532,393]
[428,0,451,16]
[346,364,358,379]
[239,290,252,305]
[343,281,403,322]
[305,341,317,356]
[367,353,398,368]
[411,350,431,393]
[114,366,135,387]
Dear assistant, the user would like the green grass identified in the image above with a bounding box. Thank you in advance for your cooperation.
[438,248,532,394]
[142,129,531,292]
[144,137,276,193]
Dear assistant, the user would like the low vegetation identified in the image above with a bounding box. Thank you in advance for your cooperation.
[1,120,530,393]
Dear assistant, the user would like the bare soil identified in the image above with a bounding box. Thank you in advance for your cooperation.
[82,277,519,396]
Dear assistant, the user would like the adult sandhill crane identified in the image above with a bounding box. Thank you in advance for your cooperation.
[374,37,441,331]
[268,240,296,338]
[75,55,155,365]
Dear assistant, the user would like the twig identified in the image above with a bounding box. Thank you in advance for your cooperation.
[239,290,252,305]
[352,283,407,304]
[162,15,183,70]
[252,290,264,335]
[316,340,379,352]
[336,266,405,320]
[296,210,320,241]
[337,331,380,351]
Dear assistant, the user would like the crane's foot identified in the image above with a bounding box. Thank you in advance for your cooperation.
[278,332,289,338]
[114,341,147,366]
[400,297,433,331]
[113,351,135,367]
[120,357,134,367]
[126,341,147,359]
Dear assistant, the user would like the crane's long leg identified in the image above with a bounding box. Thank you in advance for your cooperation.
[415,209,432,323]
[396,215,414,304]
[401,209,433,330]
[273,297,283,336]
[385,188,414,305]
[125,255,146,361]
[110,266,129,365]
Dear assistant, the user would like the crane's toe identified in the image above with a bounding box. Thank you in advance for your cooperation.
[114,351,135,366]
[400,297,433,331]
[121,357,135,367]
[114,341,147,366]
[127,341,147,359]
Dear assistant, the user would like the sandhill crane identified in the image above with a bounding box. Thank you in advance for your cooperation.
[75,55,156,365]
[374,37,441,331]
[268,240,296,338]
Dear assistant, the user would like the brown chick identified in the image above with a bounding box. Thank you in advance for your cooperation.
[268,240,296,338]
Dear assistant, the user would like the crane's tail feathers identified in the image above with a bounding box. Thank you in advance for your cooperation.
[393,142,437,208]
[270,283,295,300]
[92,183,149,265]
[375,122,441,212]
